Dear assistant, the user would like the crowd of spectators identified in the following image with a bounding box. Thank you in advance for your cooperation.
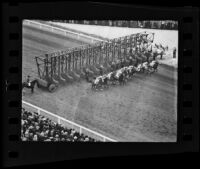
[52,20,178,30]
[21,108,100,142]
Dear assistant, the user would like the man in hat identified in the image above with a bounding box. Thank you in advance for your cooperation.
[173,47,176,58]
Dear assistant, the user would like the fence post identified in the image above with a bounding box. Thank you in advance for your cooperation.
[103,137,106,142]
[37,108,40,115]
[58,118,61,124]
[80,127,82,134]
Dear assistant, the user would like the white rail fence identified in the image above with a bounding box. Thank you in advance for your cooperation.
[22,100,117,142]
[23,20,105,43]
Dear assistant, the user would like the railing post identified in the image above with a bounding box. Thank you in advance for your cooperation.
[80,127,82,134]
[37,109,40,115]
[58,118,61,124]
[103,137,106,142]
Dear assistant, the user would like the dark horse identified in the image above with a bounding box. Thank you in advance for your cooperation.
[22,79,38,93]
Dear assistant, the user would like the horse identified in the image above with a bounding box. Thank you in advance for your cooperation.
[106,71,116,85]
[114,69,125,85]
[127,66,137,78]
[121,67,129,82]
[22,79,38,93]
[152,43,168,59]
[91,76,103,90]
[137,62,151,74]
[118,73,126,85]
[149,60,159,73]
[101,75,109,88]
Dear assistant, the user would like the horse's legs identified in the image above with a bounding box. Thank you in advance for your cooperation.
[31,87,34,93]
[92,83,95,90]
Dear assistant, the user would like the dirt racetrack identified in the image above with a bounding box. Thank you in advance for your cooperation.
[22,24,177,142]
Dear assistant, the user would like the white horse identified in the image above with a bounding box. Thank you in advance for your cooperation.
[127,65,136,78]
[115,69,123,78]
[137,62,151,74]
[92,76,103,89]
[107,72,113,80]
[149,60,159,72]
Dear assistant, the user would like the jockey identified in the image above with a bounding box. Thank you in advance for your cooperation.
[143,61,149,67]
[102,74,107,82]
[107,72,113,79]
[26,75,31,87]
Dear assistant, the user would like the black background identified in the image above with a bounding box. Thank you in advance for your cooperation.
[1,0,199,168]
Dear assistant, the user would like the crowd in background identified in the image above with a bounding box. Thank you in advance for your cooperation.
[52,20,178,30]
[21,108,100,142]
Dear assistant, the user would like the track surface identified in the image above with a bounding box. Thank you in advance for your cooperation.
[22,25,177,142]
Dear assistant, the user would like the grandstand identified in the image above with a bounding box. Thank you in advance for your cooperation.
[21,107,101,142]
[51,20,178,30]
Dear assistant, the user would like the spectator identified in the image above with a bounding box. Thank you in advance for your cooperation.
[21,108,100,142]
[173,47,177,58]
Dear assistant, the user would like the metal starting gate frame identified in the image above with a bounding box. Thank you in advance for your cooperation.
[35,31,154,89]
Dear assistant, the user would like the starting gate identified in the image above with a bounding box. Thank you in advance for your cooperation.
[35,31,154,91]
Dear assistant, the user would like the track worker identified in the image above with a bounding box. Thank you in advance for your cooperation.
[173,47,176,58]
